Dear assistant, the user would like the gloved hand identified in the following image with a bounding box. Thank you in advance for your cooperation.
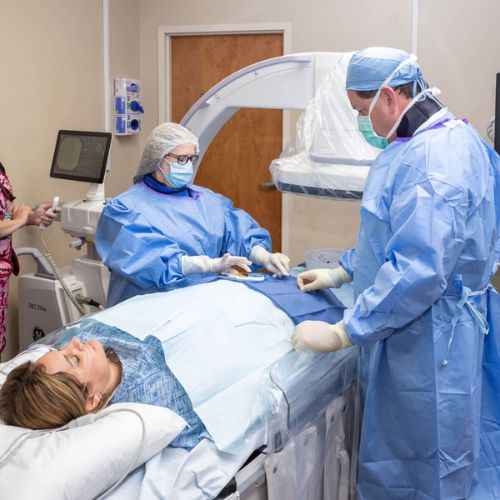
[291,320,352,352]
[182,253,252,276]
[215,253,252,274]
[249,245,290,277]
[297,266,352,292]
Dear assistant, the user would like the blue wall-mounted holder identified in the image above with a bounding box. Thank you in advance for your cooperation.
[114,77,144,136]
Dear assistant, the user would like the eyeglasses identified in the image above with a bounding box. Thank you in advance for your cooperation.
[166,153,199,165]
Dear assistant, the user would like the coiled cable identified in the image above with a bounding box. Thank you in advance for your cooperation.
[40,230,86,316]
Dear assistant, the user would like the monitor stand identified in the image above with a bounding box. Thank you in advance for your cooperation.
[85,182,105,202]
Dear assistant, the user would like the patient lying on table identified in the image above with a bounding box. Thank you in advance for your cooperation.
[0,277,345,452]
[0,319,209,450]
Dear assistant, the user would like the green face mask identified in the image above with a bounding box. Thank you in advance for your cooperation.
[357,115,389,149]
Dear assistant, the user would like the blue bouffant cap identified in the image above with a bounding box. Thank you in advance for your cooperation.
[346,47,424,91]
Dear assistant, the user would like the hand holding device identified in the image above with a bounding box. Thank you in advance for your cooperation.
[39,196,60,229]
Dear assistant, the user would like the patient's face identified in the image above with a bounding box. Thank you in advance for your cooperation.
[37,337,110,397]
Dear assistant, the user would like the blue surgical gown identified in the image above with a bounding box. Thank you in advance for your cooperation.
[339,114,500,499]
[95,181,271,306]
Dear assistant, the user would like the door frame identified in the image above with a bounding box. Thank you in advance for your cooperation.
[157,23,292,254]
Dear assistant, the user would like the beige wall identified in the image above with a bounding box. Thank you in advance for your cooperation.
[0,0,104,360]
[107,0,141,196]
[419,0,500,132]
[1,0,499,358]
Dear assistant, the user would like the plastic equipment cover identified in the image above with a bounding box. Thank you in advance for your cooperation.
[265,382,360,500]
[264,346,359,500]
[270,53,380,200]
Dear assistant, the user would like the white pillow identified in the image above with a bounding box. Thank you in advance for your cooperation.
[0,348,186,500]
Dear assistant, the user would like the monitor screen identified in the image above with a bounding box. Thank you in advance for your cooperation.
[50,130,112,183]
[495,73,500,155]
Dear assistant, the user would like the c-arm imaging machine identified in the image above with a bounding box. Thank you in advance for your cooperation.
[181,51,378,199]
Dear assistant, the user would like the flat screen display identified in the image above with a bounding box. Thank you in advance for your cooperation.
[495,73,500,155]
[50,130,112,183]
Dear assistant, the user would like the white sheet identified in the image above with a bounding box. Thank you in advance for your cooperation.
[108,438,245,499]
[107,347,359,500]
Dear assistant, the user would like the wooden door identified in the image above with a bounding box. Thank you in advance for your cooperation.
[171,33,283,251]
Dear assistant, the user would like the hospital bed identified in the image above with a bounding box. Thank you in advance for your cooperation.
[0,278,359,500]
[110,340,359,500]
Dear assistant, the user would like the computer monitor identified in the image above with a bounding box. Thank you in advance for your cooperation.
[50,130,112,183]
[495,73,500,155]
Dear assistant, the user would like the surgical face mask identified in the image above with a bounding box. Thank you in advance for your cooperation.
[357,115,389,149]
[355,63,405,149]
[162,161,194,188]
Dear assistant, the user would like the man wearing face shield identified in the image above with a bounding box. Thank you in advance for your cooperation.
[292,47,500,498]
[96,122,290,307]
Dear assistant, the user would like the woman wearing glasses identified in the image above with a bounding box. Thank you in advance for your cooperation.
[96,122,289,307]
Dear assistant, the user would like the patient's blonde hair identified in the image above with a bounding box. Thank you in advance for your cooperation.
[0,361,89,429]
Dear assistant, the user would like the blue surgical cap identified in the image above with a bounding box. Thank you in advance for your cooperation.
[346,47,424,91]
